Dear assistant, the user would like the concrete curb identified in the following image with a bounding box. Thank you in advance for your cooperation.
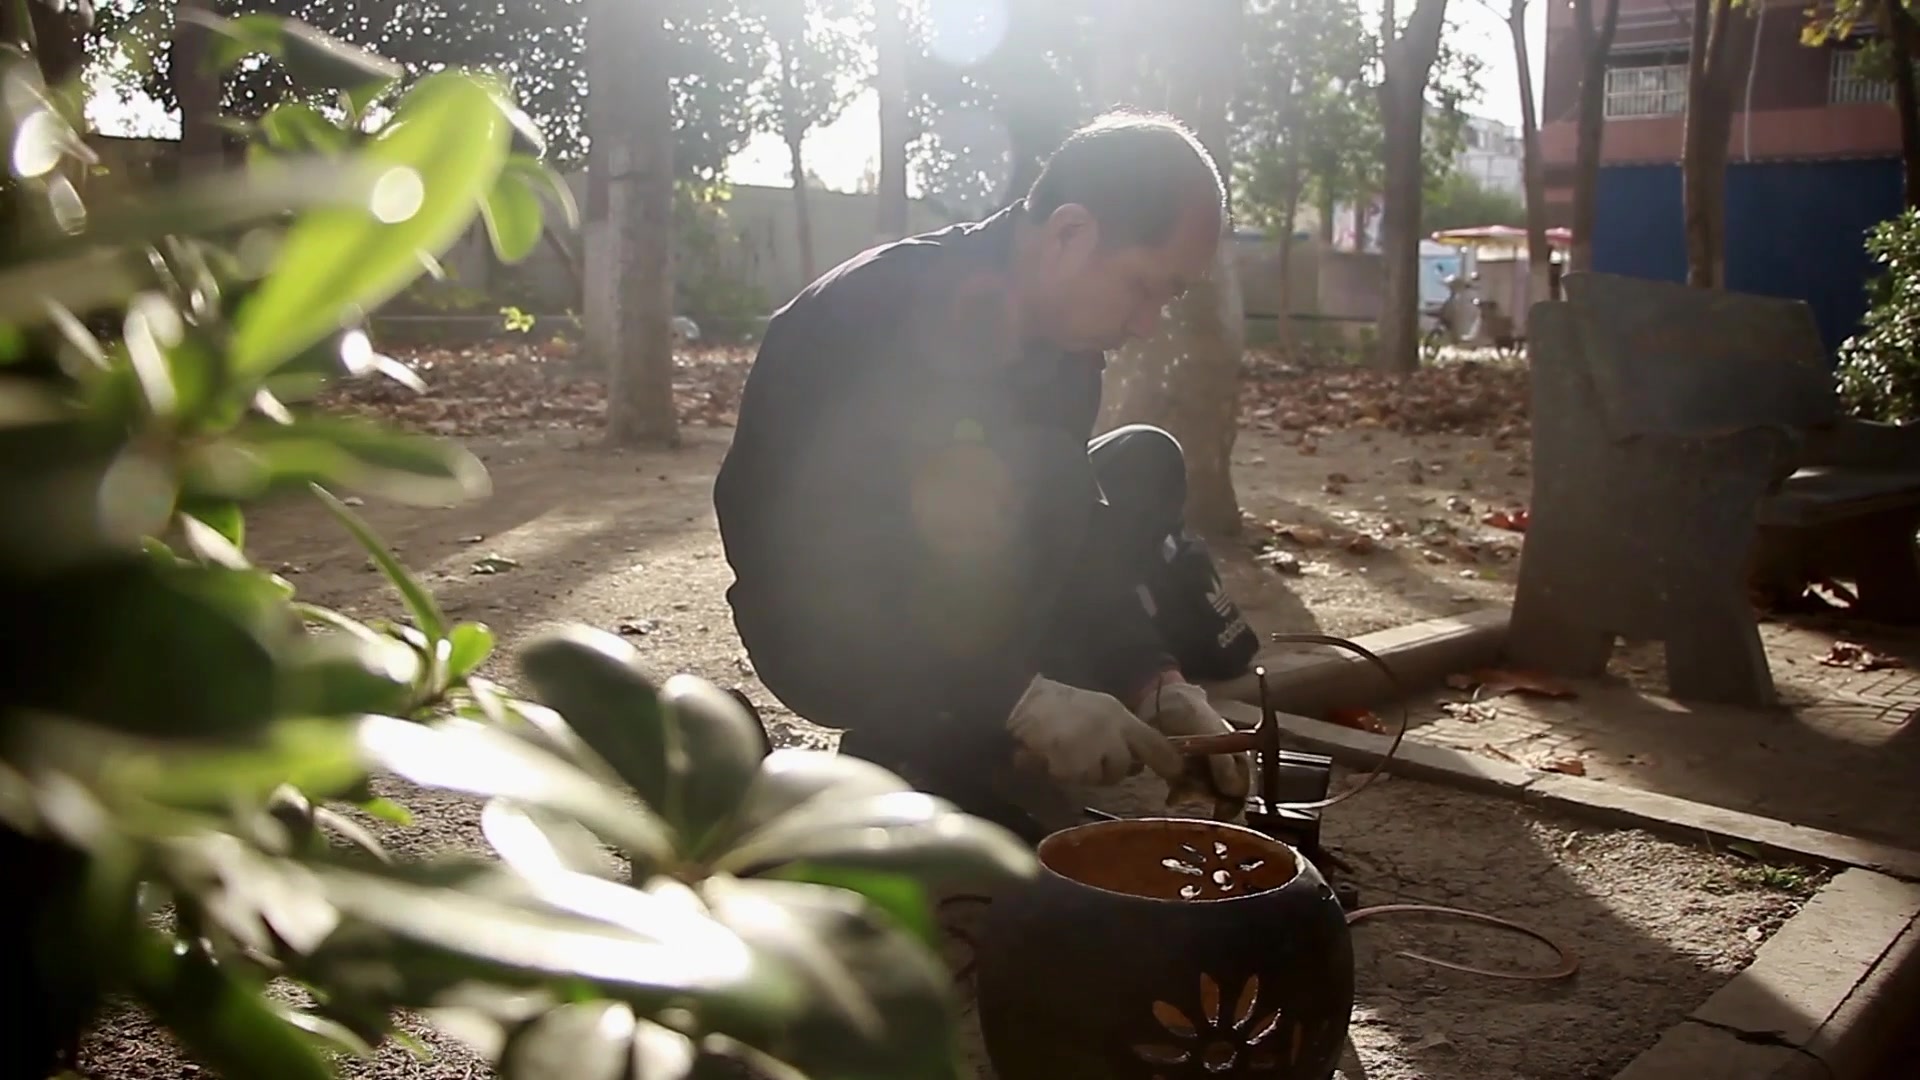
[1611,869,1920,1080]
[1205,608,1508,717]
[1211,700,1920,883]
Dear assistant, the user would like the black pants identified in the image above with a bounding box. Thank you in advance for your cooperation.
[835,424,1188,841]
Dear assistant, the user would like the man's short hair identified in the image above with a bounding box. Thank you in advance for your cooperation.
[1024,110,1228,249]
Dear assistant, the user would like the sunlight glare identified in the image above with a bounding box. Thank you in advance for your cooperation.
[369,165,425,224]
[928,107,1012,196]
[924,0,1008,68]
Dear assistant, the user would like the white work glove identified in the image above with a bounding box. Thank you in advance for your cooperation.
[1136,678,1252,803]
[1005,676,1186,787]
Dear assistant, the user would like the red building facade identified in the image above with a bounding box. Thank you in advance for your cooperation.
[1538,0,1903,226]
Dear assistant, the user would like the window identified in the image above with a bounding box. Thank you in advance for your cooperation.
[1604,62,1688,118]
[1830,47,1894,105]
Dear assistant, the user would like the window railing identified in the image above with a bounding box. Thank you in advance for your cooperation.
[1603,63,1688,118]
[1830,48,1895,105]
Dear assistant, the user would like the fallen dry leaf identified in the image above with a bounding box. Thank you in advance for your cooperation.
[1324,707,1387,734]
[1439,701,1496,723]
[1818,641,1904,672]
[1539,757,1587,777]
[1481,507,1530,532]
[318,340,757,437]
[1449,667,1577,699]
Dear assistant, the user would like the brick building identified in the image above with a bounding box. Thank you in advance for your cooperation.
[1536,0,1906,352]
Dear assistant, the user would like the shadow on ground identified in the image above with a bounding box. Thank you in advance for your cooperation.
[1402,613,1920,850]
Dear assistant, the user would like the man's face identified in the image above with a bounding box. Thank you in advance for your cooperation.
[1031,199,1223,352]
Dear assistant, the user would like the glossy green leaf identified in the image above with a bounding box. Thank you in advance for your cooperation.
[766,866,938,948]
[520,633,764,852]
[502,1002,667,1080]
[280,21,404,97]
[507,156,580,231]
[97,717,367,810]
[182,499,245,548]
[312,805,392,864]
[517,627,672,810]
[715,791,1037,893]
[131,934,335,1080]
[309,861,782,1014]
[272,1004,379,1059]
[480,167,545,263]
[447,621,495,679]
[698,878,960,1080]
[154,831,341,954]
[281,628,422,717]
[180,513,250,570]
[229,72,511,376]
[259,102,348,155]
[191,11,290,74]
[187,10,401,96]
[658,675,770,856]
[6,559,285,738]
[312,483,447,642]
[356,715,674,870]
[481,798,620,881]
[685,1036,812,1080]
[358,796,412,826]
[10,159,378,268]
[480,690,627,788]
[718,751,912,850]
[217,414,488,505]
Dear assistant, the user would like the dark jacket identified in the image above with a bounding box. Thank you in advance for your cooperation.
[713,207,1168,744]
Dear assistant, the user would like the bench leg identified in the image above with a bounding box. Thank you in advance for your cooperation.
[1507,589,1616,678]
[1842,514,1920,624]
[1663,592,1776,708]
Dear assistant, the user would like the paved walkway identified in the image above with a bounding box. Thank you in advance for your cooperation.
[1398,613,1920,850]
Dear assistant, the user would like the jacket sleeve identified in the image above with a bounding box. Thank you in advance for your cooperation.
[1052,359,1177,702]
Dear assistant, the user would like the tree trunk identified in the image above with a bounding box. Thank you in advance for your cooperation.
[1568,0,1619,274]
[1095,0,1246,538]
[1273,170,1305,349]
[172,0,224,172]
[1882,0,1920,209]
[1682,0,1739,289]
[785,125,817,283]
[1374,0,1450,373]
[1509,0,1551,305]
[1317,188,1336,245]
[590,0,678,446]
[873,0,911,238]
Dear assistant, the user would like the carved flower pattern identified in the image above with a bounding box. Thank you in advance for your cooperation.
[1161,838,1270,900]
[1132,972,1299,1076]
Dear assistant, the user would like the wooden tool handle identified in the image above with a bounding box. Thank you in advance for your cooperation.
[1170,730,1261,756]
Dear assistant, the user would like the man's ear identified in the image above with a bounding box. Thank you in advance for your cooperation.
[1045,203,1100,256]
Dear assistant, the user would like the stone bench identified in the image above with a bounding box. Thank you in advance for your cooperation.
[1508,272,1920,708]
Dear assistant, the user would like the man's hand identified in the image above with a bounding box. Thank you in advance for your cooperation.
[1005,676,1186,787]
[1135,677,1252,803]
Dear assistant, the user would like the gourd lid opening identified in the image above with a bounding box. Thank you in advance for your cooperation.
[1038,818,1301,902]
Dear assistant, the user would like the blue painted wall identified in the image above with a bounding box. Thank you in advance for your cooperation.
[1589,157,1903,359]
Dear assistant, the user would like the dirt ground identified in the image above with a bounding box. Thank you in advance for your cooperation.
[73,347,1821,1079]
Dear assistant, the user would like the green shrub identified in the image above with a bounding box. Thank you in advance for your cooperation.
[1837,209,1920,424]
[677,183,770,340]
[0,12,1030,1080]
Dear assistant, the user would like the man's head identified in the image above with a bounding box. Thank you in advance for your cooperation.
[1013,111,1227,352]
